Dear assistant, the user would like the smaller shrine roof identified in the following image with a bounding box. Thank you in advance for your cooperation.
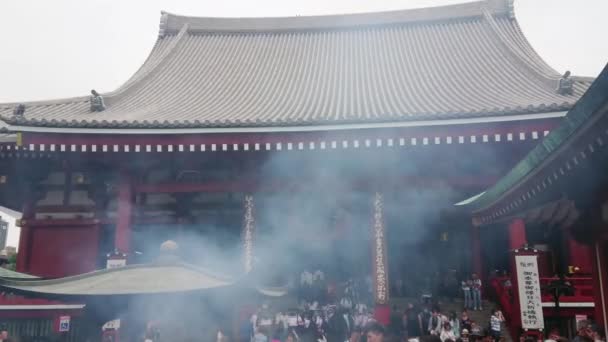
[0,240,287,298]
[0,267,38,280]
[0,262,236,296]
[456,62,608,215]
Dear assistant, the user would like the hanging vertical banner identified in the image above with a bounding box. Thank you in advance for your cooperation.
[242,195,255,274]
[372,192,389,305]
[515,255,545,330]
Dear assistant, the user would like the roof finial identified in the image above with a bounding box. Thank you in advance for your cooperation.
[90,89,106,112]
[13,104,25,117]
[506,0,515,19]
[557,71,573,95]
[159,11,169,38]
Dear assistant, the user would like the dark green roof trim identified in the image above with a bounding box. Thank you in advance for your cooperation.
[457,63,608,212]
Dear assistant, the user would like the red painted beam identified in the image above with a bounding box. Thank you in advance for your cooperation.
[20,219,99,227]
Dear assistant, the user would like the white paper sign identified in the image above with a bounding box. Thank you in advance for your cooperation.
[107,258,126,269]
[59,315,71,332]
[515,255,544,330]
[102,319,121,330]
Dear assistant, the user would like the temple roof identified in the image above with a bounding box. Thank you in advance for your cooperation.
[456,62,608,215]
[0,0,592,131]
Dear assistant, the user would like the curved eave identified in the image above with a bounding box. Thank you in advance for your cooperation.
[0,262,234,297]
[4,110,569,134]
[457,63,608,217]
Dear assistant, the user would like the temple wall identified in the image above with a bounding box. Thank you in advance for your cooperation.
[26,225,99,277]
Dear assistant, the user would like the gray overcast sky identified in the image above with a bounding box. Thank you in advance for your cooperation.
[0,0,606,102]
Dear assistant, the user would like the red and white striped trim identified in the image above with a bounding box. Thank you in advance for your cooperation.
[0,144,50,158]
[541,302,594,308]
[15,130,549,154]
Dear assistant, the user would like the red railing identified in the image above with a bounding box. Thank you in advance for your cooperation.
[538,277,594,304]
[490,276,594,318]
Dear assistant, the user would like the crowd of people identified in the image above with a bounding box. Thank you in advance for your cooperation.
[243,300,507,342]
[244,272,377,342]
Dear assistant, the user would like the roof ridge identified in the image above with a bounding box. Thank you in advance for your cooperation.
[160,0,513,35]
[103,24,190,106]
[481,9,562,89]
[0,21,190,112]
[0,96,88,112]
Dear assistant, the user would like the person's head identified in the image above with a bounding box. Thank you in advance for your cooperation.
[443,322,452,331]
[472,273,478,280]
[91,89,99,96]
[365,323,385,342]
[491,308,499,316]
[564,71,571,78]
[349,329,361,342]
[286,332,297,342]
[449,311,457,320]
[577,320,590,332]
[461,329,469,337]
[407,303,414,310]
[432,306,441,315]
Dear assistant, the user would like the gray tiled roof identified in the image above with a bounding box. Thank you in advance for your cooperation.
[0,0,592,130]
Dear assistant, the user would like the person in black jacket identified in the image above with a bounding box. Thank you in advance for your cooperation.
[327,308,353,342]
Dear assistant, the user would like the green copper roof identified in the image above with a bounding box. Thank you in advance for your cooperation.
[457,62,608,213]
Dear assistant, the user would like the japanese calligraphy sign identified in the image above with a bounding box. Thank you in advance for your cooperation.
[372,192,389,305]
[515,255,544,330]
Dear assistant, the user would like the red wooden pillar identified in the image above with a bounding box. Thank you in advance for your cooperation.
[371,192,390,325]
[471,225,483,277]
[16,190,35,273]
[509,218,527,250]
[567,234,593,274]
[115,169,134,255]
[592,241,608,334]
[507,219,527,338]
[15,226,31,273]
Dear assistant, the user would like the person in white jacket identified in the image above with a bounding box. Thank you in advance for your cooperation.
[428,308,446,336]
[440,322,456,342]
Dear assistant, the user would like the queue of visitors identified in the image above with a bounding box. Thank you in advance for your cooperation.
[246,273,376,342]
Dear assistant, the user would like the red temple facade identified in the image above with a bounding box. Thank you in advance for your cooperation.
[0,0,598,338]
[459,63,608,337]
